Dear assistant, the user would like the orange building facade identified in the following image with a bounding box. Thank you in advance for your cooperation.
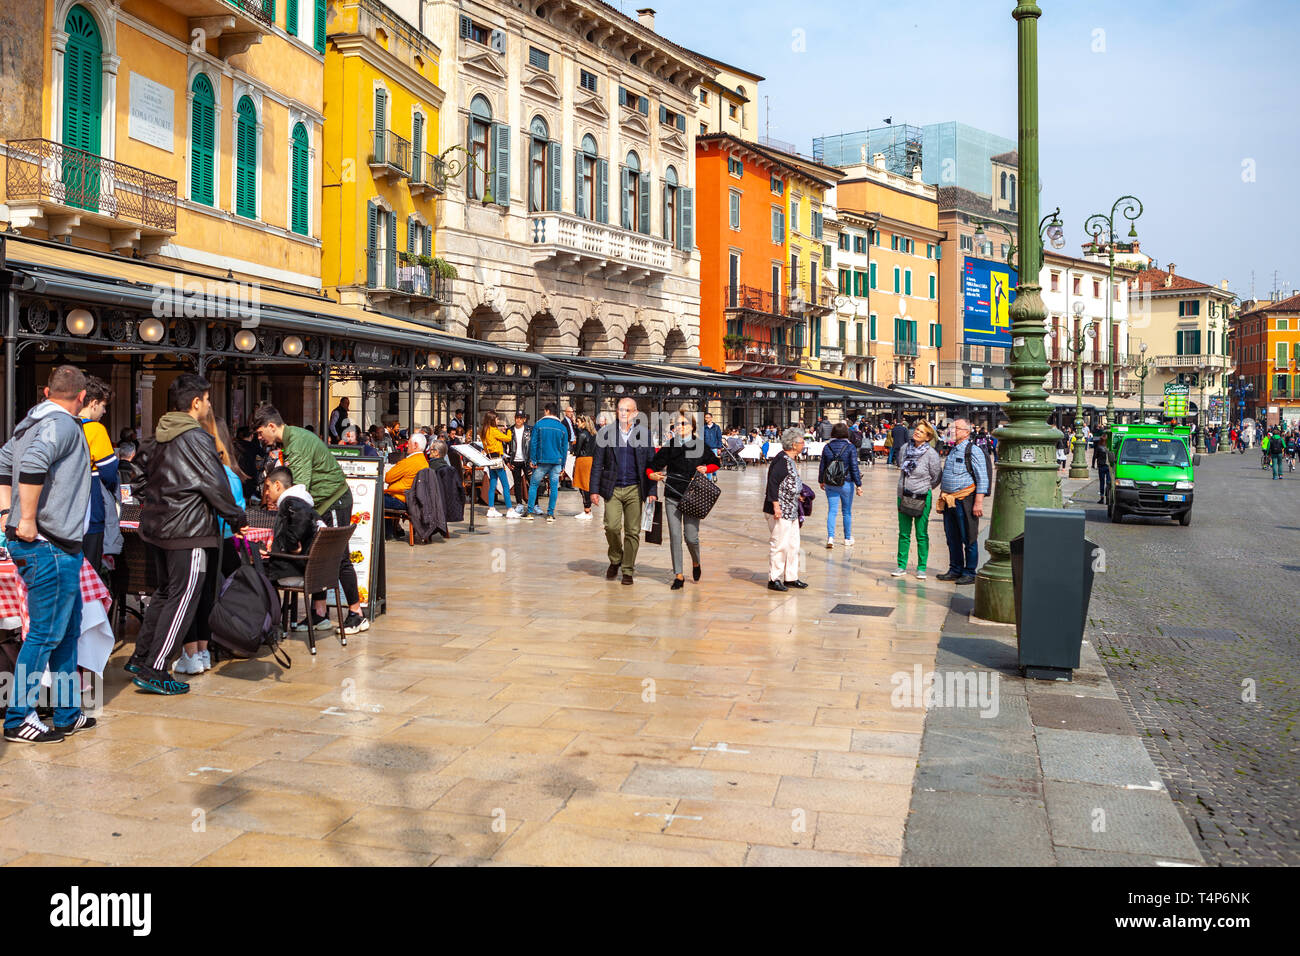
[696,133,826,378]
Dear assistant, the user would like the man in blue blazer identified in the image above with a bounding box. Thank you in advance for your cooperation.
[588,397,657,585]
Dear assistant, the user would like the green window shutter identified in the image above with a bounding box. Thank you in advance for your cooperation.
[412,113,423,180]
[891,234,898,251]
[893,267,900,293]
[406,216,415,254]
[190,74,215,206]
[386,210,397,288]
[679,187,693,252]
[422,223,432,257]
[373,89,387,162]
[870,263,876,289]
[574,150,585,218]
[290,122,309,235]
[1192,330,1201,354]
[870,315,876,340]
[936,323,942,348]
[856,324,863,354]
[596,158,609,223]
[638,172,650,234]
[491,122,510,206]
[366,202,377,285]
[314,0,326,53]
[287,0,297,35]
[235,96,258,219]
[62,6,103,212]
[929,275,936,299]
[1175,331,1183,355]
[904,271,912,296]
[548,141,561,211]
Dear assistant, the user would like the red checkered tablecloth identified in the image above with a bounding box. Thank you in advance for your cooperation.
[0,556,112,641]
[120,521,273,547]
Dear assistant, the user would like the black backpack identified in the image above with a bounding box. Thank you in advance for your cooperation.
[207,543,291,669]
[1271,435,1286,456]
[962,441,995,488]
[823,445,847,487]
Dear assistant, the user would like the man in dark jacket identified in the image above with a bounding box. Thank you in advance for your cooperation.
[588,398,656,585]
[128,374,247,695]
[261,467,320,581]
[1091,425,1111,503]
[890,421,910,466]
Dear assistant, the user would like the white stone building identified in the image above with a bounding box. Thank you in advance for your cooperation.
[416,0,712,362]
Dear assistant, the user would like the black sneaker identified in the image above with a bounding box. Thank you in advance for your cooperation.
[342,612,370,635]
[955,575,977,586]
[936,572,961,582]
[124,660,143,676]
[132,674,190,696]
[4,713,65,744]
[54,714,97,736]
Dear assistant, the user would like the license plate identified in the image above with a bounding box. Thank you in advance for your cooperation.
[1164,494,1185,502]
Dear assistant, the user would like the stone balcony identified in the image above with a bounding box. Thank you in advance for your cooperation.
[1150,354,1231,371]
[528,212,672,284]
[156,0,273,60]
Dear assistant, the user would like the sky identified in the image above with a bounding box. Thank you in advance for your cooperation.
[621,0,1300,302]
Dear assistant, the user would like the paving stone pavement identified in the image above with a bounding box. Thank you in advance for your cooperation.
[1062,450,1300,866]
[0,457,969,866]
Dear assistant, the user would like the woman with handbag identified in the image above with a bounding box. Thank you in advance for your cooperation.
[818,421,863,549]
[892,420,943,581]
[572,414,597,521]
[479,411,517,519]
[646,413,720,589]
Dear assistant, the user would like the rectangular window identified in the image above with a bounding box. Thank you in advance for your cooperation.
[771,206,784,244]
[893,267,900,293]
[891,234,898,251]
[904,270,912,296]
[870,262,877,289]
[839,233,849,251]
[869,313,877,341]
[929,274,936,299]
[771,175,783,195]
[960,234,973,252]
[854,236,866,254]
[1277,318,1289,331]
[580,69,598,92]
[727,156,743,177]
[528,46,550,70]
[728,190,740,229]
[700,89,708,104]
[729,104,737,118]
[460,15,490,45]
[1073,276,1081,295]
[1278,342,1289,367]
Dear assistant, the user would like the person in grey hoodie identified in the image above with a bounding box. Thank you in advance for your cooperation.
[0,365,94,743]
[891,420,943,581]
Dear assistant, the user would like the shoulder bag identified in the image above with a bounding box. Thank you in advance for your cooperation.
[677,472,722,520]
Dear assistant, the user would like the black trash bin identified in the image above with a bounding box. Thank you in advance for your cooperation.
[1010,508,1098,680]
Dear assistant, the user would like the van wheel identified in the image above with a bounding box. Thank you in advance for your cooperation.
[1106,497,1120,523]
[1178,511,1191,526]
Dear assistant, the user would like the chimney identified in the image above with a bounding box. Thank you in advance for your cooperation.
[911,165,923,183]
[872,152,886,171]
[636,7,656,30]
[1168,262,1176,277]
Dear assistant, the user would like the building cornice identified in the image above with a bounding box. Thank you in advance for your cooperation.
[330,33,446,109]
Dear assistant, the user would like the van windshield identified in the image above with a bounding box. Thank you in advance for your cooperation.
[1118,437,1190,467]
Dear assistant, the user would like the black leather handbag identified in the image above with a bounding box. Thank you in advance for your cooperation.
[677,473,722,520]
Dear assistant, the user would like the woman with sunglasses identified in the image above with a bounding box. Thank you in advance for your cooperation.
[646,412,719,589]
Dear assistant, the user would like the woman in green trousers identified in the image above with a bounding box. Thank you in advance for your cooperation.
[891,420,943,580]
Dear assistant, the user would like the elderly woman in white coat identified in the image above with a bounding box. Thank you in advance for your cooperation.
[891,420,943,580]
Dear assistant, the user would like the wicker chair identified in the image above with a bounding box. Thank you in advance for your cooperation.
[266,525,356,656]
[244,506,277,531]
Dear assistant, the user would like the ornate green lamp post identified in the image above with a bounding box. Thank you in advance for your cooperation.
[1083,195,1142,426]
[1135,342,1151,421]
[1052,300,1094,478]
[1195,363,1209,453]
[974,0,1065,624]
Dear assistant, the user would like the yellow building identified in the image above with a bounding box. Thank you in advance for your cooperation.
[322,0,445,326]
[837,156,942,387]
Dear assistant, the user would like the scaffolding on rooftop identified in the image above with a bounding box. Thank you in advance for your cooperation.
[812,124,924,177]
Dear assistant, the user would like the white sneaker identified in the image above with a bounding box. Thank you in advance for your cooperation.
[505,508,521,520]
[174,651,203,675]
[915,571,927,580]
[575,512,591,520]
[844,537,855,546]
[826,539,834,549]
[199,649,212,671]
[890,568,907,577]
[485,508,504,518]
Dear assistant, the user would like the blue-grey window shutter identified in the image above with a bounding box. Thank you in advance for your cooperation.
[676,113,685,132]
[386,210,397,288]
[407,216,415,253]
[662,184,671,241]
[422,225,431,257]
[492,122,510,206]
[679,187,693,252]
[574,150,585,218]
[638,96,649,116]
[596,158,609,223]
[548,141,561,211]
[366,202,377,286]
[460,15,471,39]
[659,105,667,124]
[638,172,650,234]
[620,166,631,229]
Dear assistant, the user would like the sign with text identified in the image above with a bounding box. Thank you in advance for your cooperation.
[1163,382,1189,418]
[128,72,174,152]
[963,257,1016,347]
[328,452,380,612]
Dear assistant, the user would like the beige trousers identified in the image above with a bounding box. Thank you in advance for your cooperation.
[766,514,801,582]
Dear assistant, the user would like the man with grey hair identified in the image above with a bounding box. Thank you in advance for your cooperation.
[762,427,808,592]
[935,418,989,585]
[588,398,656,585]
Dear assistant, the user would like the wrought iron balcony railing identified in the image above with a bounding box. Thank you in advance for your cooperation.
[369,129,411,178]
[895,340,918,358]
[724,284,800,321]
[725,343,800,368]
[410,152,446,196]
[365,249,451,304]
[227,0,274,26]
[4,138,178,231]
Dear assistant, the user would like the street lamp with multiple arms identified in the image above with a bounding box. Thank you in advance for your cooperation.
[1049,300,1094,478]
[974,1,1064,624]
[1135,341,1152,420]
[1083,195,1142,425]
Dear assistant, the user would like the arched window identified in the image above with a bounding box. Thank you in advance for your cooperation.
[529,115,549,213]
[290,122,309,235]
[662,165,678,242]
[468,95,492,201]
[623,150,643,232]
[62,5,103,212]
[1000,171,1007,199]
[1009,174,1017,210]
[577,134,597,220]
[235,95,258,219]
[190,74,216,206]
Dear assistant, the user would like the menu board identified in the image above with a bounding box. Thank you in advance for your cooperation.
[329,452,381,613]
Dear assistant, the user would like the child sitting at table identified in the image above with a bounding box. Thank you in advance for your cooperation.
[260,468,322,584]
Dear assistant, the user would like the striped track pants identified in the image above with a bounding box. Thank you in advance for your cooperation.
[132,546,207,675]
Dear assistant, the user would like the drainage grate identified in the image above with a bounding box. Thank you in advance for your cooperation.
[1162,626,1238,642]
[1283,565,1300,573]
[829,604,894,617]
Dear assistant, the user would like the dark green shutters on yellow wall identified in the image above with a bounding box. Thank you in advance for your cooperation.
[290,122,308,235]
[62,5,102,212]
[314,0,326,54]
[190,74,215,206]
[235,96,258,219]
[287,0,297,35]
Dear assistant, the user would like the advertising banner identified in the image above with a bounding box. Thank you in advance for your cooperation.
[328,452,381,612]
[1163,382,1190,418]
[963,257,1017,347]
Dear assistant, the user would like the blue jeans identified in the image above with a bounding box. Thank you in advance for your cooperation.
[528,462,563,515]
[487,468,512,509]
[825,483,854,539]
[4,540,83,729]
[942,498,979,576]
